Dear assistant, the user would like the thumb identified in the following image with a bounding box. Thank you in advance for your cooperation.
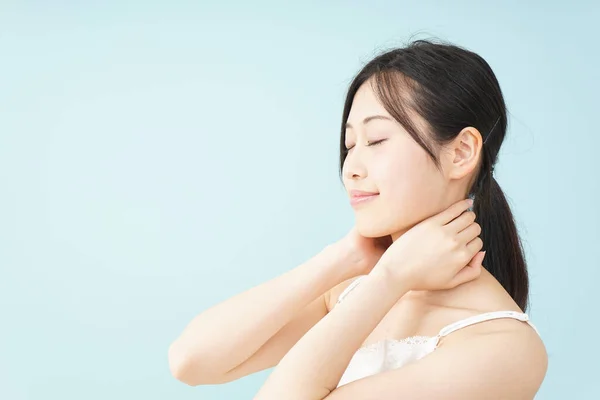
[448,251,485,288]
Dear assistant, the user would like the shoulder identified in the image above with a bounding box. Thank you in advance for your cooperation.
[439,316,548,394]
[328,315,548,398]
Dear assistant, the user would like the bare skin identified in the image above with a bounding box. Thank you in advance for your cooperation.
[253,201,546,399]
[169,78,548,398]
[168,243,357,385]
[328,257,527,350]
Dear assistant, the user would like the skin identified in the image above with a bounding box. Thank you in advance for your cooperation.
[253,79,548,399]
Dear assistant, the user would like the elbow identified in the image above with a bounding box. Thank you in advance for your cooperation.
[168,342,201,386]
[169,341,228,386]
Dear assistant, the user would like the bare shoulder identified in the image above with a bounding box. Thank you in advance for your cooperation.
[325,275,366,312]
[425,270,548,392]
[440,315,548,393]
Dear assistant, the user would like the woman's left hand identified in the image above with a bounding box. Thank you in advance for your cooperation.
[375,198,485,291]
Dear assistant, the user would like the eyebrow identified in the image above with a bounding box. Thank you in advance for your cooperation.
[345,115,393,129]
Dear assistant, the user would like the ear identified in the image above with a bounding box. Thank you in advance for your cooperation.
[443,127,483,181]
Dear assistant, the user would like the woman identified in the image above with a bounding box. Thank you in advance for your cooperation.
[168,39,548,399]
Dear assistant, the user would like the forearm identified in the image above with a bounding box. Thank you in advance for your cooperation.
[169,244,354,382]
[254,264,411,400]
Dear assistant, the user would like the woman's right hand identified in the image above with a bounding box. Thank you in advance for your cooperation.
[372,198,484,291]
[333,227,393,277]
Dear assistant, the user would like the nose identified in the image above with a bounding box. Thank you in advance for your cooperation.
[342,151,368,181]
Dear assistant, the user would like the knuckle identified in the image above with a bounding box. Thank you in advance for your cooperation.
[461,248,472,260]
[450,235,461,248]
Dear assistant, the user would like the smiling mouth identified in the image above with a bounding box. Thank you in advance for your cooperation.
[350,193,379,207]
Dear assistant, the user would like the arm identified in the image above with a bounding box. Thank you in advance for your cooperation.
[253,265,409,399]
[253,263,547,400]
[168,243,357,386]
[252,198,547,399]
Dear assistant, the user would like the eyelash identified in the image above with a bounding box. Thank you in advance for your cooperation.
[345,139,386,151]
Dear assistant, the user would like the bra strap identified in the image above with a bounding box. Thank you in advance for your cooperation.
[437,310,540,338]
[335,279,542,338]
[336,275,367,305]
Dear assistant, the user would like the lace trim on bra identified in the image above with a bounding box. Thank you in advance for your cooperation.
[357,335,435,352]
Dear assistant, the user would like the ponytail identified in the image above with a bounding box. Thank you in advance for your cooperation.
[473,172,529,311]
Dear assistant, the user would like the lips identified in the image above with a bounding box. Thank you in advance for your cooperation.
[349,190,379,206]
[349,190,379,198]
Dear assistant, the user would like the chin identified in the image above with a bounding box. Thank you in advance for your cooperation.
[355,218,396,238]
[355,211,416,240]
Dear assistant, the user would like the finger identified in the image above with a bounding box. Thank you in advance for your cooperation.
[448,254,484,287]
[466,236,484,255]
[479,251,487,266]
[453,264,482,287]
[446,211,476,234]
[456,220,481,243]
[434,198,473,226]
[470,250,486,268]
[456,236,482,270]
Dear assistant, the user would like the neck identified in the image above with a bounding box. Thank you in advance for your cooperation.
[401,267,492,309]
[389,229,491,307]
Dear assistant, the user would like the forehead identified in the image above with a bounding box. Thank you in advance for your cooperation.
[347,82,390,124]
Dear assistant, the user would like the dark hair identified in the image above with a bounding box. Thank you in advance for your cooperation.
[338,38,529,311]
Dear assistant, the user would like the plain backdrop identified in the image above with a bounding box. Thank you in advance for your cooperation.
[1,1,598,399]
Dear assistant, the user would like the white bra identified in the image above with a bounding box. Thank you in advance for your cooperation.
[334,275,541,388]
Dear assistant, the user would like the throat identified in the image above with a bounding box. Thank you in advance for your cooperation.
[401,266,493,308]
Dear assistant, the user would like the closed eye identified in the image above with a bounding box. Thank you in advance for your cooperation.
[367,139,386,147]
[345,139,387,151]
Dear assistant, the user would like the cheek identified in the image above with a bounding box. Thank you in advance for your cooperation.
[379,145,434,193]
[386,154,442,205]
[356,148,445,236]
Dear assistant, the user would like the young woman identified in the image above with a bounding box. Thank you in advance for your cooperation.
[168,39,548,399]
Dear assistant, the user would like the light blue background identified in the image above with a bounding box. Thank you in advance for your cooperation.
[1,1,597,399]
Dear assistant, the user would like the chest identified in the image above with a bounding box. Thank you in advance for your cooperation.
[337,335,439,388]
[358,298,434,348]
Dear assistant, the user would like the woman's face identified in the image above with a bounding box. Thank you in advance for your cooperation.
[342,81,452,240]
